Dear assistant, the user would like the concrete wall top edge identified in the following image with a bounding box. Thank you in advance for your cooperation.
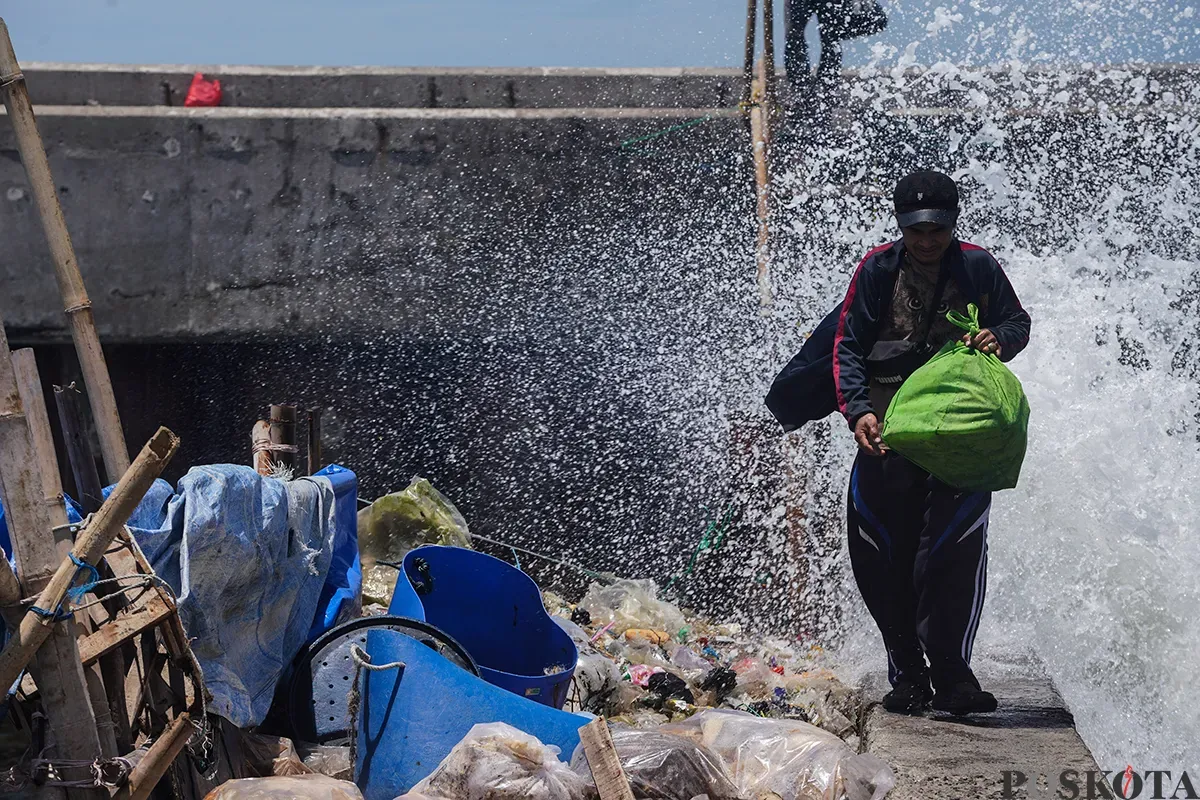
[23,62,747,78]
[4,105,739,120]
[7,102,1193,123]
[25,60,1200,76]
[20,64,748,110]
[21,61,1196,111]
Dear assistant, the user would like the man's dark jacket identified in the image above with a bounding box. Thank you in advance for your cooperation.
[765,239,1031,432]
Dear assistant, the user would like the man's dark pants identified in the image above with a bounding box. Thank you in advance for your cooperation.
[847,451,991,692]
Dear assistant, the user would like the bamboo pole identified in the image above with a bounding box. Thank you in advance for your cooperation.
[0,327,103,798]
[12,350,120,759]
[0,427,178,711]
[114,712,192,800]
[762,0,778,117]
[741,0,776,313]
[742,0,758,110]
[751,58,774,313]
[0,19,130,481]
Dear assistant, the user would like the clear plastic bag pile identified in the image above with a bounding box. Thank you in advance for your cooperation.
[404,723,596,800]
[578,579,688,638]
[660,710,895,800]
[202,775,364,800]
[399,712,893,800]
[569,727,740,800]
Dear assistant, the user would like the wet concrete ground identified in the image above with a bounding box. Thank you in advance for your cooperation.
[861,650,1106,800]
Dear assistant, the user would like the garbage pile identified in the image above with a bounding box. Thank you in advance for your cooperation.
[391,712,895,800]
[184,473,896,800]
[544,579,864,746]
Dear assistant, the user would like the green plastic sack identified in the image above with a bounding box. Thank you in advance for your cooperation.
[881,304,1030,492]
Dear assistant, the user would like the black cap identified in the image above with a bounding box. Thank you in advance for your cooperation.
[894,170,959,228]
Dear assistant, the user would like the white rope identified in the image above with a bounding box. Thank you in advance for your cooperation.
[251,441,299,455]
[346,644,405,771]
[349,644,405,672]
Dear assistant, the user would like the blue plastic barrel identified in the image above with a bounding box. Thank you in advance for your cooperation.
[309,465,363,639]
[392,545,578,708]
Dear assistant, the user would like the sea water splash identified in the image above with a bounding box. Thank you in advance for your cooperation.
[154,1,1200,773]
[760,53,1200,770]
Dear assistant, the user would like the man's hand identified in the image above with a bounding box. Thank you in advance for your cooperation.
[963,328,1002,357]
[854,413,888,457]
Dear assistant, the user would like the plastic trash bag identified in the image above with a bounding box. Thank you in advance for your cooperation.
[296,743,353,781]
[669,644,712,672]
[184,72,222,107]
[551,615,592,647]
[659,709,895,800]
[358,477,472,604]
[202,775,363,800]
[238,732,312,777]
[731,657,786,698]
[358,477,471,558]
[784,673,862,739]
[410,722,597,800]
[573,651,623,714]
[570,727,740,800]
[579,579,687,638]
[882,304,1030,492]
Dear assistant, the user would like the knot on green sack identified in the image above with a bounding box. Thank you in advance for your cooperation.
[947,303,981,335]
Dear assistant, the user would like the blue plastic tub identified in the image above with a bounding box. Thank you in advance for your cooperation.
[356,626,588,799]
[390,545,578,708]
[385,557,426,621]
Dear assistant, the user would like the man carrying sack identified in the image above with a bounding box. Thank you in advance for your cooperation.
[816,171,1031,715]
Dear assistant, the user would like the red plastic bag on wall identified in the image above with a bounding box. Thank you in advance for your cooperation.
[184,72,222,107]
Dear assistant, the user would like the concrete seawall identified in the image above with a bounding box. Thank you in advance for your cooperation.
[1,103,744,341]
[0,66,757,606]
[4,62,1198,342]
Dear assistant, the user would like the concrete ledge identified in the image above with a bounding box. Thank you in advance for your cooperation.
[22,63,747,110]
[21,62,1200,112]
[862,653,1105,800]
[6,105,739,121]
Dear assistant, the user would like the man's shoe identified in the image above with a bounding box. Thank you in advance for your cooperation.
[882,681,933,715]
[931,682,999,715]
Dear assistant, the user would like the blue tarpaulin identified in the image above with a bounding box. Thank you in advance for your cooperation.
[0,463,362,728]
[129,465,338,727]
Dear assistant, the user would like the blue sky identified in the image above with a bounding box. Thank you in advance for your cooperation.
[4,1,1197,67]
